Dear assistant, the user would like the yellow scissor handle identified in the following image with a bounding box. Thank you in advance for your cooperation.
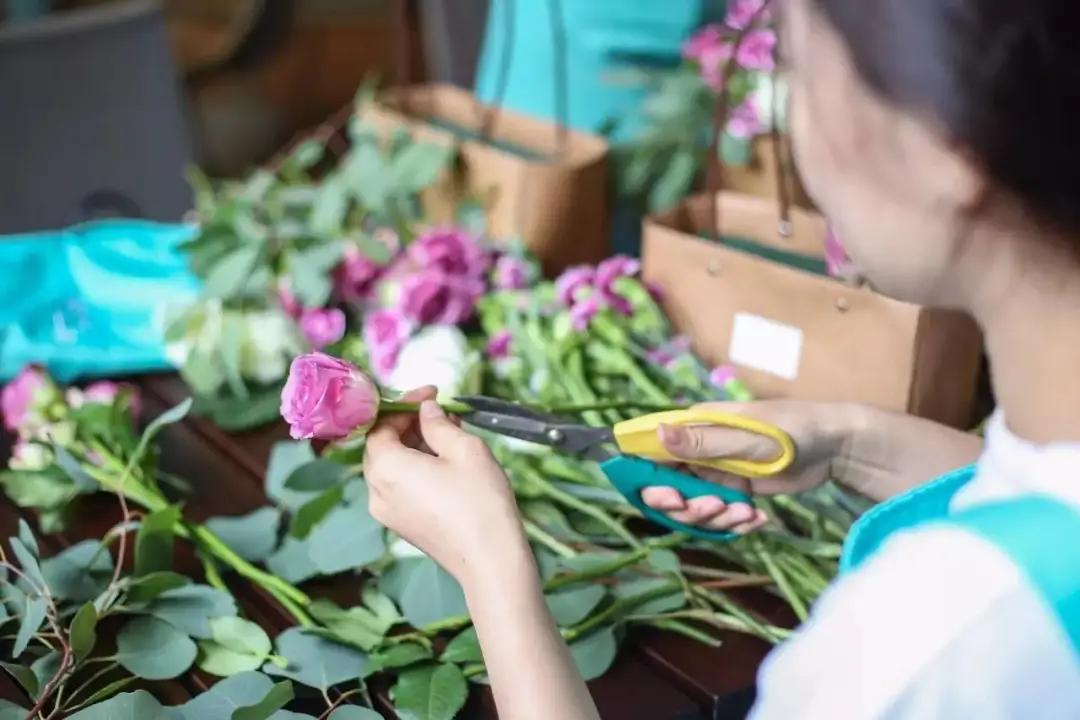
[612,409,796,479]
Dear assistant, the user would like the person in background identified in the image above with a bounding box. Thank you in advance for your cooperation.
[363,0,1080,717]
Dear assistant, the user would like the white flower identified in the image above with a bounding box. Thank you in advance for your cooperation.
[164,299,224,369]
[751,74,789,131]
[388,326,477,400]
[11,441,52,471]
[240,309,304,385]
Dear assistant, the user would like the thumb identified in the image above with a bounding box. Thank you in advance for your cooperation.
[659,423,778,462]
[417,400,468,456]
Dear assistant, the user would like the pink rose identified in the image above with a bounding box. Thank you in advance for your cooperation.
[83,380,142,418]
[735,29,776,72]
[492,255,533,291]
[682,24,725,63]
[727,97,765,140]
[725,0,771,30]
[280,353,380,440]
[569,296,601,332]
[277,281,302,318]
[2,365,51,433]
[300,308,347,350]
[334,247,383,303]
[399,270,479,326]
[485,330,513,360]
[554,265,595,307]
[408,227,490,279]
[363,309,414,381]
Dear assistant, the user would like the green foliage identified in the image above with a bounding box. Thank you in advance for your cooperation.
[67,690,171,720]
[206,508,282,563]
[116,616,198,680]
[545,585,608,627]
[568,626,619,681]
[263,628,369,690]
[397,558,468,628]
[231,680,294,720]
[391,663,468,720]
[40,540,113,602]
[440,628,482,665]
[69,602,98,663]
[198,617,274,677]
[134,505,180,577]
[144,584,238,639]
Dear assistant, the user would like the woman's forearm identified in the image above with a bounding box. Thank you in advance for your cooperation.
[463,538,600,720]
[833,405,984,502]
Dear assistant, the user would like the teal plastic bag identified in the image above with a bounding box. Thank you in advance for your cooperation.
[0,220,199,381]
[475,0,709,140]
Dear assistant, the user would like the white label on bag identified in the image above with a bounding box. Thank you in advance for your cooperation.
[728,313,803,381]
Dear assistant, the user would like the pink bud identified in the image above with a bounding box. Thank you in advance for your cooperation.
[492,255,534,291]
[280,352,381,440]
[735,29,776,72]
[727,97,765,140]
[486,330,513,360]
[569,296,601,332]
[334,247,383,303]
[725,0,771,30]
[682,24,726,63]
[84,380,142,418]
[408,226,490,279]
[277,280,303,318]
[555,265,596,307]
[1,365,51,432]
[300,308,347,350]
[594,256,641,293]
[363,309,414,382]
[824,226,853,277]
[709,365,738,388]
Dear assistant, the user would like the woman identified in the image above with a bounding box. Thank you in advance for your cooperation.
[363,0,1080,717]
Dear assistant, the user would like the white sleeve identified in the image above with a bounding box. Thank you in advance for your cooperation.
[748,527,1080,720]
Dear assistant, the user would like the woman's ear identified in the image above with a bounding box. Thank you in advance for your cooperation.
[897,114,985,214]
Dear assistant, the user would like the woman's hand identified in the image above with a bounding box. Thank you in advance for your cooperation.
[642,401,851,534]
[362,387,532,590]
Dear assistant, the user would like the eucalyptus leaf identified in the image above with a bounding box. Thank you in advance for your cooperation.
[569,626,618,681]
[0,700,28,719]
[70,602,98,663]
[440,627,482,665]
[265,442,317,511]
[72,677,137,709]
[30,651,61,696]
[116,616,197,680]
[399,558,468,628]
[232,680,294,720]
[367,643,432,675]
[391,663,467,720]
[378,557,422,605]
[128,571,190,603]
[614,578,686,615]
[16,520,38,557]
[283,459,350,493]
[140,398,194,451]
[171,671,274,720]
[388,142,454,192]
[646,549,681,574]
[204,245,263,300]
[265,537,319,585]
[545,585,607,627]
[289,485,344,541]
[309,176,349,237]
[288,252,334,309]
[198,617,273,677]
[9,537,45,592]
[51,444,98,491]
[327,708,381,720]
[0,469,79,513]
[263,628,369,690]
[14,596,47,657]
[134,506,181,577]
[647,148,698,212]
[307,599,392,652]
[67,690,169,720]
[40,540,113,602]
[205,508,281,563]
[147,584,237,639]
[0,661,37,697]
[307,504,385,574]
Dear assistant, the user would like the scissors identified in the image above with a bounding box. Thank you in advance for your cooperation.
[457,396,797,541]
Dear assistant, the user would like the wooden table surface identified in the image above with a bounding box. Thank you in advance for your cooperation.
[0,374,785,720]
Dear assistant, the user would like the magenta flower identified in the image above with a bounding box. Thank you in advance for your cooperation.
[569,296,601,332]
[280,353,381,440]
[725,0,771,30]
[698,42,735,90]
[1,365,50,433]
[595,256,641,293]
[727,97,765,139]
[555,265,596,307]
[646,336,693,369]
[824,226,852,277]
[408,227,490,279]
[334,247,383,303]
[492,255,534,291]
[277,281,303,318]
[709,365,738,388]
[83,380,142,418]
[399,270,479,326]
[300,308,347,350]
[363,309,414,381]
[682,24,725,63]
[486,330,513,360]
[735,29,776,72]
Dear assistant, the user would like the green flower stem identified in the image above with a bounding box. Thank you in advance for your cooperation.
[525,467,642,549]
[773,496,849,541]
[379,400,473,415]
[562,580,683,642]
[522,519,578,559]
[754,542,808,622]
[544,536,684,592]
[186,524,311,607]
[635,618,722,648]
[692,587,786,643]
[198,550,228,592]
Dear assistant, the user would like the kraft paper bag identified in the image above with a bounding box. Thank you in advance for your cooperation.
[642,191,983,428]
[725,134,815,209]
[359,83,610,274]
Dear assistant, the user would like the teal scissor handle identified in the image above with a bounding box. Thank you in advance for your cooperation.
[600,455,754,542]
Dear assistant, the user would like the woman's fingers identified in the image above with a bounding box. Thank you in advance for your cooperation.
[641,489,767,534]
[659,422,781,463]
[641,486,686,511]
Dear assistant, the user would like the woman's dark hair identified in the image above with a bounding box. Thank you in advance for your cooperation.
[812,0,1080,233]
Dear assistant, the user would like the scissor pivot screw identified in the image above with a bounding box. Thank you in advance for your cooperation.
[546,428,565,444]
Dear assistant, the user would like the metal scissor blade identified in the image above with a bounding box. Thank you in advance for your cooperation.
[456,395,566,424]
[457,396,617,459]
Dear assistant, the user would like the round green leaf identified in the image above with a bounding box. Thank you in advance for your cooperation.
[263,628,369,690]
[308,505,385,575]
[198,617,272,677]
[399,558,467,628]
[440,627,482,665]
[66,690,169,720]
[172,671,274,720]
[569,626,618,681]
[147,584,237,639]
[0,699,28,720]
[329,708,382,720]
[545,585,607,627]
[69,602,98,664]
[40,540,113,602]
[392,663,467,720]
[116,616,197,680]
[205,508,281,562]
[266,537,319,585]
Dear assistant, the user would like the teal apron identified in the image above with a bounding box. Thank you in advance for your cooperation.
[840,465,1080,658]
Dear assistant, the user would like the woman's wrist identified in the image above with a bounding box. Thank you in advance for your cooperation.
[460,526,540,600]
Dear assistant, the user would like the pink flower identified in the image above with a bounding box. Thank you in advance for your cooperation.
[709,365,738,388]
[554,265,595,307]
[486,330,513,360]
[699,45,734,91]
[399,270,479,326]
[492,255,533,291]
[725,0,771,31]
[363,309,413,381]
[300,308,347,350]
[2,366,50,433]
[280,353,381,440]
[595,256,641,293]
[682,24,725,63]
[277,281,302,318]
[83,380,142,418]
[334,247,383,303]
[735,29,776,72]
[727,97,765,139]
[647,336,693,368]
[569,296,601,332]
[824,226,852,277]
[408,227,490,279]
